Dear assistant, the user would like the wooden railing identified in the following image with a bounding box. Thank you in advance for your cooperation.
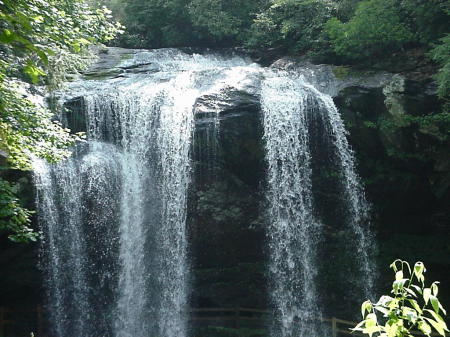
[192,308,441,337]
[323,317,441,337]
[191,309,366,335]
[0,306,43,337]
[0,307,443,337]
[190,307,270,329]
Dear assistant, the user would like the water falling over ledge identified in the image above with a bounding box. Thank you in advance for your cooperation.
[33,49,375,337]
[261,71,375,337]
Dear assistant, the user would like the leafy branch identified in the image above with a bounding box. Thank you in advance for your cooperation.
[354,260,448,337]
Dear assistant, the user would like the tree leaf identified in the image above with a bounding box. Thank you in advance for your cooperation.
[425,309,448,330]
[414,262,426,284]
[393,279,407,294]
[408,299,422,314]
[23,62,46,84]
[411,285,423,295]
[423,288,431,305]
[430,295,440,314]
[405,287,417,298]
[375,306,390,316]
[363,325,382,337]
[352,320,366,331]
[418,321,432,336]
[431,282,439,296]
[362,300,373,317]
[390,260,401,272]
[402,307,418,323]
[423,317,447,336]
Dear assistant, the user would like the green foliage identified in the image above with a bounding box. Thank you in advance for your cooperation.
[115,0,193,48]
[0,79,84,171]
[334,0,362,22]
[189,0,239,40]
[399,0,450,44]
[188,0,262,43]
[114,0,263,47]
[430,34,450,102]
[246,0,335,53]
[0,178,37,243]
[325,0,414,61]
[0,0,123,87]
[354,260,449,337]
[108,0,449,73]
[0,0,121,242]
[377,112,450,143]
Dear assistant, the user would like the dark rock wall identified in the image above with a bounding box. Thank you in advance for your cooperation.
[189,102,268,310]
[335,79,450,311]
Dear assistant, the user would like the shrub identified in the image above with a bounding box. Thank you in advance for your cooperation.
[246,0,335,54]
[325,0,414,61]
[354,260,449,337]
[430,34,450,102]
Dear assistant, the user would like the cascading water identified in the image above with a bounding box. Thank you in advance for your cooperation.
[34,48,374,337]
[34,142,123,336]
[261,71,374,337]
[310,88,374,298]
[261,76,324,337]
[34,49,259,337]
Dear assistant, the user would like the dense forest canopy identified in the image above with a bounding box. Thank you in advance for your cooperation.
[0,0,449,242]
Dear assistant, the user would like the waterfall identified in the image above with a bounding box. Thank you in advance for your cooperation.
[261,75,324,337]
[309,88,374,298]
[34,142,122,336]
[34,49,255,337]
[34,48,374,337]
[261,71,374,337]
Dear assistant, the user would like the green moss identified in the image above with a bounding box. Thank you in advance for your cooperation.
[332,66,351,79]
[332,66,375,79]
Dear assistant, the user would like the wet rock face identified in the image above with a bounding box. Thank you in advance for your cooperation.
[270,57,395,97]
[189,92,267,309]
[62,97,86,134]
[334,78,449,307]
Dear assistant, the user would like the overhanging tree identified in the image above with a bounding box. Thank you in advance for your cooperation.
[0,0,122,242]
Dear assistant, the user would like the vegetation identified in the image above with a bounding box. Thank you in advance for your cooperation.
[325,0,414,61]
[354,260,448,337]
[0,178,35,242]
[246,0,335,56]
[0,0,121,241]
[430,34,450,104]
[188,0,264,45]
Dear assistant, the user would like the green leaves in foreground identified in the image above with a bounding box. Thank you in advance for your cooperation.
[0,0,122,243]
[0,178,37,243]
[354,260,448,337]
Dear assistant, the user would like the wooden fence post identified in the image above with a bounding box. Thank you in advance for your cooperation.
[37,306,43,337]
[331,317,337,337]
[0,307,5,337]
[234,308,240,329]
